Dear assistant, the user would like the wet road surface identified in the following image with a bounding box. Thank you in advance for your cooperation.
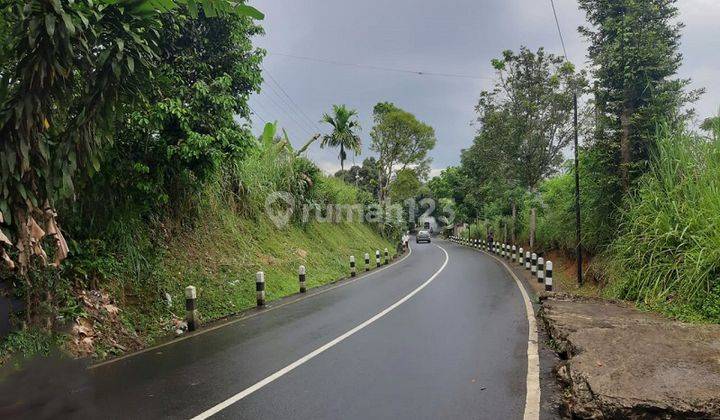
[86,238,532,419]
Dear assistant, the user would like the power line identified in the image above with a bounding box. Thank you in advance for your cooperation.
[252,96,302,140]
[248,105,267,124]
[268,52,493,81]
[262,65,324,134]
[261,71,318,136]
[549,0,569,59]
[259,83,315,139]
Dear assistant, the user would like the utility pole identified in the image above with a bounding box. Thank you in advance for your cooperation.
[549,0,582,285]
[573,92,583,285]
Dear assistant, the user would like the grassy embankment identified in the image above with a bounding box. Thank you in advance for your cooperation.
[458,125,720,323]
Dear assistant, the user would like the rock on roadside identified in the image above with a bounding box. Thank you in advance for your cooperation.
[539,294,720,419]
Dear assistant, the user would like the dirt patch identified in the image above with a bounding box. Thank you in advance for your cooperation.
[68,290,144,358]
[539,294,720,418]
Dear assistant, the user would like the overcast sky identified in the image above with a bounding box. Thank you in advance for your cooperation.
[247,0,720,177]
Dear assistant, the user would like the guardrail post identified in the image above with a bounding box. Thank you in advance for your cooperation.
[299,265,306,293]
[511,245,517,262]
[519,247,524,266]
[531,253,538,276]
[256,271,266,307]
[364,252,370,271]
[350,255,356,277]
[545,261,553,291]
[525,251,531,270]
[185,286,197,332]
[537,257,545,283]
[384,248,389,265]
[376,249,381,268]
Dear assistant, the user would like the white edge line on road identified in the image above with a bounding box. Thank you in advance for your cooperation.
[451,240,540,420]
[190,244,449,420]
[90,244,414,370]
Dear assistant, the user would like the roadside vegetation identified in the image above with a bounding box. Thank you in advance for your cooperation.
[0,1,414,361]
[427,0,720,322]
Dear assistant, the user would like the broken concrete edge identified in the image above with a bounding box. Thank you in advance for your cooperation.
[537,294,720,419]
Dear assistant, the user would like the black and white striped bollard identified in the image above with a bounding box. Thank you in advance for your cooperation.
[525,251,531,270]
[350,255,356,277]
[537,257,545,283]
[545,261,553,291]
[531,253,538,276]
[376,250,381,267]
[519,247,524,266]
[185,285,197,332]
[512,245,517,262]
[299,265,306,293]
[364,252,370,271]
[384,248,389,265]
[256,271,265,307]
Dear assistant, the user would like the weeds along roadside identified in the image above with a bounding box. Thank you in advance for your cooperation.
[1,126,402,362]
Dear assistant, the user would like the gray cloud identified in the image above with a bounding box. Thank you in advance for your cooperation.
[248,0,720,175]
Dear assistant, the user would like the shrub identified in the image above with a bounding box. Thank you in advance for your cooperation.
[605,125,720,321]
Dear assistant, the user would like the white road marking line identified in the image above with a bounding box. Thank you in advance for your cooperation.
[452,239,540,420]
[190,244,449,420]
[90,245,414,370]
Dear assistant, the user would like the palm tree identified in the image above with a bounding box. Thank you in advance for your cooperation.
[320,105,362,171]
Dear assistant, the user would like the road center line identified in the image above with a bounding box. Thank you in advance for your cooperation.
[190,244,449,420]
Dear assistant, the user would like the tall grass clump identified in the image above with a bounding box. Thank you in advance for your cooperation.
[605,124,720,322]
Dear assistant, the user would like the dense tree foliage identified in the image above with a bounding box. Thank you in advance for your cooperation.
[0,0,262,277]
[453,47,585,244]
[369,102,436,201]
[334,157,381,198]
[578,0,701,193]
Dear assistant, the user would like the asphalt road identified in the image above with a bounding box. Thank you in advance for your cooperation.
[84,238,534,419]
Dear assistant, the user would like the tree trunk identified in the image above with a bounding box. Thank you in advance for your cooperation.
[511,201,517,244]
[340,144,345,171]
[503,222,507,244]
[529,207,536,250]
[620,106,632,191]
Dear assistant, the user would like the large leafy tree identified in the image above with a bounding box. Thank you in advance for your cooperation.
[320,104,361,171]
[0,0,262,275]
[461,47,586,246]
[80,9,264,222]
[334,157,381,197]
[369,102,437,201]
[578,0,701,192]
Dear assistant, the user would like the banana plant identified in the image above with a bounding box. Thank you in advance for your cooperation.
[0,0,263,274]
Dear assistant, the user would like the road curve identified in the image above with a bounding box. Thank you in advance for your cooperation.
[85,238,532,419]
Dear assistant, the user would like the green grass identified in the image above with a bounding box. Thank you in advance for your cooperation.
[0,329,66,365]
[105,188,398,349]
[604,125,720,322]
